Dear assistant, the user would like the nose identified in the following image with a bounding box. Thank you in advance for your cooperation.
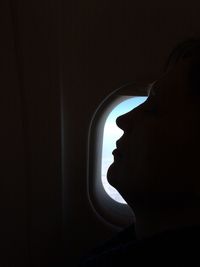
[116,102,146,131]
[116,110,133,132]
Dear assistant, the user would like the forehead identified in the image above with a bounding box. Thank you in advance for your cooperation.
[151,59,191,98]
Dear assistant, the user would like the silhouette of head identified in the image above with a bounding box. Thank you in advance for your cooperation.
[107,39,200,215]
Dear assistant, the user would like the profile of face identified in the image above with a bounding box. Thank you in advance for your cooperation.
[107,58,200,211]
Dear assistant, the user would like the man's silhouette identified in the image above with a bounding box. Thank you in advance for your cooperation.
[81,39,200,266]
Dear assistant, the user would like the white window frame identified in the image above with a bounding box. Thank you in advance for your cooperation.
[87,82,150,229]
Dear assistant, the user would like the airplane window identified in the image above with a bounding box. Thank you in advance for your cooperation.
[88,85,149,227]
[101,97,148,204]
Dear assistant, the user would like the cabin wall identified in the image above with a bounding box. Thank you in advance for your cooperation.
[0,1,62,266]
[0,1,28,265]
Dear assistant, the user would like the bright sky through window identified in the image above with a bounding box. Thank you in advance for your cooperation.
[101,97,148,204]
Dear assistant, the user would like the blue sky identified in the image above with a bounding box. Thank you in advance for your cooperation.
[101,96,147,203]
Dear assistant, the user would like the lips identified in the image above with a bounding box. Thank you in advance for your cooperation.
[112,149,123,160]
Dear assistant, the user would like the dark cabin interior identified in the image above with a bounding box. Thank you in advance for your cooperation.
[1,1,200,266]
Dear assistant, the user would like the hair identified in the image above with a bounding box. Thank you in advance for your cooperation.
[165,38,200,95]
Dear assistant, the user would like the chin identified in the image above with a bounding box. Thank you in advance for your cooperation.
[107,162,122,190]
[107,163,114,184]
[107,163,131,204]
[107,162,117,186]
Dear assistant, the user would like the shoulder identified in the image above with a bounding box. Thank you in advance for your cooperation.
[79,224,136,266]
[79,225,200,266]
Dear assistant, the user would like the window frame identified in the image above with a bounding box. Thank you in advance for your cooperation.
[87,82,150,229]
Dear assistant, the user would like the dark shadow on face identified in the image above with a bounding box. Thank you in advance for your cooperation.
[107,58,200,211]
